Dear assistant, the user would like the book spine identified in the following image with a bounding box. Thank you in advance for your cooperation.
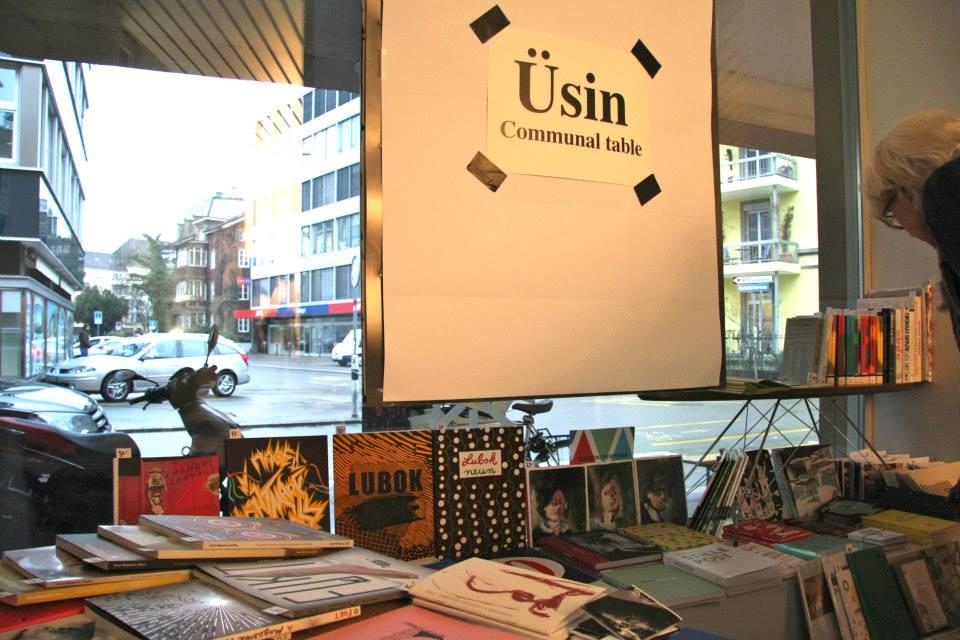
[538,538,605,573]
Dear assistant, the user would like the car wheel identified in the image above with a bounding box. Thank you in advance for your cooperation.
[213,371,237,397]
[101,372,131,402]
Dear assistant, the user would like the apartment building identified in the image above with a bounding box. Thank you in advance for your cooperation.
[0,56,88,377]
[719,146,819,378]
[170,192,251,344]
[240,88,360,356]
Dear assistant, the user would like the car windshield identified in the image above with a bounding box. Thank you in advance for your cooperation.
[105,341,146,357]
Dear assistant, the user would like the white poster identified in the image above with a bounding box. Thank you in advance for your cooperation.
[375,0,721,402]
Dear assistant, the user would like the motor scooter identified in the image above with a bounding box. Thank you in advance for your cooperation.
[114,327,241,473]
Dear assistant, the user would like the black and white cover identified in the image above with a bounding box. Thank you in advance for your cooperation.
[194,548,430,618]
[433,425,527,559]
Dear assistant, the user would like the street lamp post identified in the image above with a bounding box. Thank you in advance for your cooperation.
[350,255,360,419]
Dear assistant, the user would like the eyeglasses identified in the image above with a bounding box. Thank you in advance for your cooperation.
[880,190,905,229]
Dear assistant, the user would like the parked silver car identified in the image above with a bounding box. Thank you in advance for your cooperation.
[45,333,251,401]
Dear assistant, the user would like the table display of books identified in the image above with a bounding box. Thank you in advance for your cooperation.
[6,421,960,640]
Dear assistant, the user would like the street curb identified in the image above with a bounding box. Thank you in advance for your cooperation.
[119,419,363,435]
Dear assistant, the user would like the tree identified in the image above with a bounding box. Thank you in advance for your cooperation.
[74,287,128,334]
[130,234,174,332]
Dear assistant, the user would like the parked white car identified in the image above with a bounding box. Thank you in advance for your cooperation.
[331,330,361,366]
[47,333,251,401]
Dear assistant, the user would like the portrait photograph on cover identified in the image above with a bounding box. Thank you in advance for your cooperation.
[635,456,687,525]
[527,465,588,542]
[587,461,639,531]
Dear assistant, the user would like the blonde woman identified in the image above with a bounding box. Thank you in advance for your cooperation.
[865,108,960,350]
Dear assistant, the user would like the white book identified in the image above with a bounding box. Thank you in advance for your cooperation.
[662,543,781,589]
[408,557,605,640]
[738,542,806,580]
[848,527,908,547]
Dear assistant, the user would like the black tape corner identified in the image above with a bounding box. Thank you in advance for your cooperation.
[467,152,507,192]
[631,40,661,78]
[634,175,661,205]
[470,5,511,44]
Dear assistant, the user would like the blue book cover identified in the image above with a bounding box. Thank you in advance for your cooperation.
[772,534,868,560]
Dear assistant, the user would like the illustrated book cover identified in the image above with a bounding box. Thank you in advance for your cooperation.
[194,547,432,618]
[433,425,527,559]
[600,562,724,608]
[771,445,840,520]
[662,543,781,591]
[408,557,605,640]
[224,435,330,531]
[333,430,435,560]
[2,545,191,588]
[846,546,918,640]
[538,531,660,573]
[582,587,681,640]
[586,460,639,532]
[618,523,717,552]
[526,465,588,544]
[305,604,527,639]
[635,455,687,525]
[84,580,360,640]
[796,558,842,640]
[96,525,324,561]
[922,543,960,627]
[569,427,635,465]
[136,515,352,550]
[55,533,194,571]
[735,449,784,521]
[819,552,866,640]
[893,557,949,635]
[113,455,220,526]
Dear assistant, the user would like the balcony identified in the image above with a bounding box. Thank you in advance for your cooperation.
[725,331,783,380]
[723,239,800,278]
[720,153,800,202]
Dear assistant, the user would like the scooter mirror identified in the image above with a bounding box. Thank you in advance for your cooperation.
[204,325,219,367]
[112,369,143,384]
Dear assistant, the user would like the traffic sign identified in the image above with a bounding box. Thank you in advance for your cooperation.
[93,310,103,325]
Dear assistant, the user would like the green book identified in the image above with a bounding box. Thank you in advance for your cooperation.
[772,534,867,560]
[601,562,724,608]
[846,546,918,640]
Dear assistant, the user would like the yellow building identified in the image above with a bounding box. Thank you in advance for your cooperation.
[719,145,819,378]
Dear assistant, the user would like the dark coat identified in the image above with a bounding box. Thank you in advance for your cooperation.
[922,156,960,350]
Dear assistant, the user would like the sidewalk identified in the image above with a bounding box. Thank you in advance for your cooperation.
[247,352,349,372]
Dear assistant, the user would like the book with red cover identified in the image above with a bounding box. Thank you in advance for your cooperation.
[721,518,812,546]
[0,599,84,633]
[538,531,661,573]
[113,455,220,525]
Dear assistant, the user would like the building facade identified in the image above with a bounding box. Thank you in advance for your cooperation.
[171,193,251,344]
[82,239,152,333]
[0,56,88,377]
[719,146,819,378]
[240,88,361,356]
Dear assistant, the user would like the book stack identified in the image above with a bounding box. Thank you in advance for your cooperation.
[618,522,718,552]
[662,543,782,597]
[771,534,868,561]
[408,557,607,640]
[733,542,806,580]
[847,527,908,548]
[537,531,661,575]
[600,563,725,608]
[862,509,960,545]
[720,518,812,547]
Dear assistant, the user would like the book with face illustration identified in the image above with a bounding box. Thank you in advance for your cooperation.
[526,466,588,544]
[635,455,687,526]
[586,461,639,532]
